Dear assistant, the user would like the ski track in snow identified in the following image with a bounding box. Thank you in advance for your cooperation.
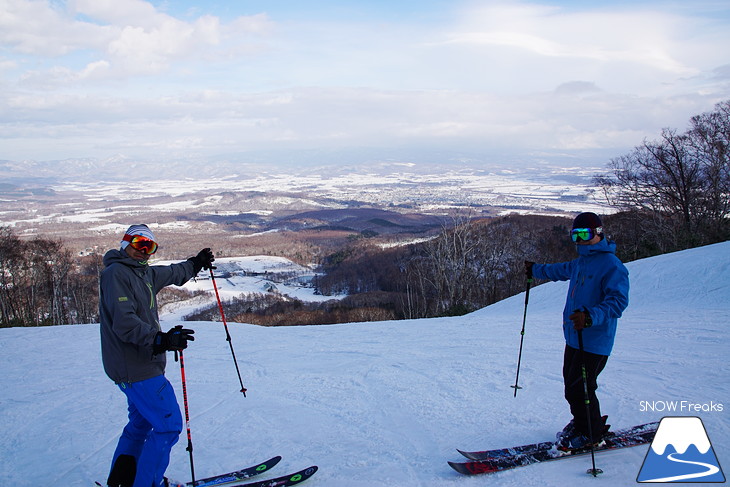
[0,241,728,486]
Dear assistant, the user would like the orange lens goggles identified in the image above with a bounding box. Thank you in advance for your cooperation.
[123,234,158,254]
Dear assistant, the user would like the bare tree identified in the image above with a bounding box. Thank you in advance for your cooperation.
[0,227,25,325]
[596,100,730,249]
[687,100,730,238]
[402,214,571,318]
[0,226,100,326]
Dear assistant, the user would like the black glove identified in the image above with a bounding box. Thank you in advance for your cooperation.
[524,261,535,279]
[569,309,592,330]
[188,248,215,274]
[153,325,195,355]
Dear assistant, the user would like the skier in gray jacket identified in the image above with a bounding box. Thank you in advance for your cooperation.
[100,224,214,487]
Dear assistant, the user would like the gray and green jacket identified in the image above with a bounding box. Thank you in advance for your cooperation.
[99,249,197,384]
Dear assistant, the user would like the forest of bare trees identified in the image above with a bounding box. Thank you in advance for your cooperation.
[0,227,100,326]
[309,214,576,321]
[596,100,730,258]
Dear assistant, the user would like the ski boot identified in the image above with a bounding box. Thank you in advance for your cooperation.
[107,454,135,487]
[162,477,185,487]
[556,420,576,443]
[557,415,609,452]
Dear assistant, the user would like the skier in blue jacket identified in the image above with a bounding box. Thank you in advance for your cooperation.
[525,212,629,451]
[100,224,214,487]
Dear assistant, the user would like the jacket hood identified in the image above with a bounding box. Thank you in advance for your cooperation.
[576,237,616,257]
[103,248,148,268]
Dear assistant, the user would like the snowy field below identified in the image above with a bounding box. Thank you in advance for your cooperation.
[1,241,728,487]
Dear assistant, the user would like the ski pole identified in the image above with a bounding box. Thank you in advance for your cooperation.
[511,275,533,397]
[176,348,196,484]
[209,266,248,397]
[577,328,603,477]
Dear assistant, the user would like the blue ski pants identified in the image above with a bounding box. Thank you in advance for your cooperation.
[111,374,183,487]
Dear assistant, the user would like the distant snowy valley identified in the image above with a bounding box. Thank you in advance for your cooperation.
[159,255,342,323]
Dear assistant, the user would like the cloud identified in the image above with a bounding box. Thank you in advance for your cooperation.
[0,0,273,81]
[554,81,601,95]
[711,64,730,82]
[434,1,717,95]
[1,82,709,163]
[68,0,161,29]
[0,0,728,164]
[0,0,112,56]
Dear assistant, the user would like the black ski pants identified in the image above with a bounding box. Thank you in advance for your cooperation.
[563,345,608,437]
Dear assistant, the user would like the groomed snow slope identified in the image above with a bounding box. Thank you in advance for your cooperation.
[1,241,728,487]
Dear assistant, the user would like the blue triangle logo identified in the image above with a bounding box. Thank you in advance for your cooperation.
[637,416,725,483]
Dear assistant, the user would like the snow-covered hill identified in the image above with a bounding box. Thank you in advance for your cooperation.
[158,256,340,322]
[1,242,728,487]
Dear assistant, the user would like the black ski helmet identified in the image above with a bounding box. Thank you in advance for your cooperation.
[572,212,603,234]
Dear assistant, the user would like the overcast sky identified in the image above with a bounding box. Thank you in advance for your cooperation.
[1,0,729,168]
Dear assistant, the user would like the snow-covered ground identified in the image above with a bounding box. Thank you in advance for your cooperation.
[1,241,728,487]
[158,256,339,322]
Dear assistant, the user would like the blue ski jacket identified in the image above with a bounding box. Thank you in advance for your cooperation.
[532,238,629,356]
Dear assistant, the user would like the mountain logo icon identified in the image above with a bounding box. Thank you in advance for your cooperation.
[637,416,725,483]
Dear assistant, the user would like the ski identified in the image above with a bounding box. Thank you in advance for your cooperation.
[449,423,658,476]
[95,456,282,487]
[457,421,658,461]
[225,466,318,487]
[188,456,282,487]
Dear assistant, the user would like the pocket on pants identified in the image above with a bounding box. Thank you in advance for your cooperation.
[128,375,183,434]
[154,378,183,433]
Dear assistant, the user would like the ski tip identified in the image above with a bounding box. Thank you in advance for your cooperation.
[294,465,318,478]
[258,455,283,473]
[252,466,318,487]
[448,460,497,476]
[294,466,318,483]
[455,449,478,461]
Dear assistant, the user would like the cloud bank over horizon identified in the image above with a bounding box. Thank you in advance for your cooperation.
[1,0,729,167]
